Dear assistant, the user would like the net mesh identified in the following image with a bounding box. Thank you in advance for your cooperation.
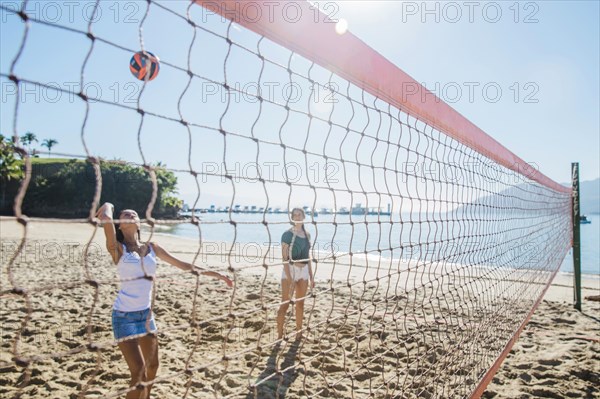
[0,1,572,398]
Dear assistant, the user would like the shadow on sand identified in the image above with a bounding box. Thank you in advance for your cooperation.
[246,340,303,399]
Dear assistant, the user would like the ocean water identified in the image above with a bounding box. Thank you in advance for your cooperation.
[163,212,599,276]
[559,213,600,276]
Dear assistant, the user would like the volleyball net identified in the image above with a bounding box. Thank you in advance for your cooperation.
[0,1,572,398]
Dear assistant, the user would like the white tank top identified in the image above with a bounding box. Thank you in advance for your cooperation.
[113,242,157,312]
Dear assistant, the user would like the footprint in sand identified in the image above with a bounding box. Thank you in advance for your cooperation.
[482,389,499,398]
[66,364,80,372]
[354,370,374,382]
[551,317,576,325]
[80,368,98,379]
[538,379,558,386]
[242,320,265,331]
[100,372,130,381]
[514,363,530,370]
[565,392,582,398]
[527,388,563,399]
[570,369,600,384]
[538,359,562,367]
[322,363,344,373]
[225,376,242,388]
[56,379,80,388]
[532,371,561,380]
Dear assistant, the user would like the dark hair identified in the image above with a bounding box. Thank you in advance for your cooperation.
[290,207,305,220]
[301,224,310,244]
[290,207,310,243]
[115,210,141,250]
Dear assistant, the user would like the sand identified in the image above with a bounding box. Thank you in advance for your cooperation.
[0,217,598,398]
[482,276,600,399]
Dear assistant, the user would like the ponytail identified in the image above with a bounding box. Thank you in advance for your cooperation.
[301,224,311,243]
[290,207,310,262]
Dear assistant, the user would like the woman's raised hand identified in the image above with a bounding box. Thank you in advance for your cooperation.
[96,202,114,221]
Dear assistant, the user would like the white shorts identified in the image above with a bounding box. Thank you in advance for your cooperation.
[282,263,309,282]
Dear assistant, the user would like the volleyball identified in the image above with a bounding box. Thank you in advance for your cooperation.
[129,50,160,81]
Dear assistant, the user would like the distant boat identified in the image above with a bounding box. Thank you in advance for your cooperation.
[302,206,318,217]
[351,203,367,215]
[580,215,592,224]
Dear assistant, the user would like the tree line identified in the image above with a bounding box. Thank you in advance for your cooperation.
[0,133,182,219]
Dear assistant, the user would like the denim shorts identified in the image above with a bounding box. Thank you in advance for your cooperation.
[111,308,157,340]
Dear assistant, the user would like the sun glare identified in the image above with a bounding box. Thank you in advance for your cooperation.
[335,18,349,35]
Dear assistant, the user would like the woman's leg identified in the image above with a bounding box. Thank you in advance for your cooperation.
[139,334,159,398]
[294,279,309,338]
[277,278,293,340]
[118,339,147,399]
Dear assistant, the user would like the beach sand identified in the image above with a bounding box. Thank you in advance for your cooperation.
[482,273,600,399]
[0,218,598,398]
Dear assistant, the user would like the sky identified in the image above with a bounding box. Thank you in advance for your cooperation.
[1,0,598,209]
[328,0,600,182]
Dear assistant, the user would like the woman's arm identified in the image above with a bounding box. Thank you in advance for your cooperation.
[95,202,121,264]
[306,236,314,288]
[281,242,292,281]
[151,242,233,287]
[308,259,315,289]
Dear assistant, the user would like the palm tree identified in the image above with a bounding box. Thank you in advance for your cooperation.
[0,134,23,179]
[20,132,38,154]
[42,138,58,155]
[3,134,17,144]
[0,135,24,212]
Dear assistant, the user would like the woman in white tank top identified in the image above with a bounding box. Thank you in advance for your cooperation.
[96,202,233,399]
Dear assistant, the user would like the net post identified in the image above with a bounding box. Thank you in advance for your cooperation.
[571,162,582,311]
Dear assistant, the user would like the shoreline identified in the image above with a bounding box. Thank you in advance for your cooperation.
[2,215,598,277]
[148,228,600,278]
[1,218,598,398]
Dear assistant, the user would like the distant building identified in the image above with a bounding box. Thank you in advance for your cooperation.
[351,203,367,215]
